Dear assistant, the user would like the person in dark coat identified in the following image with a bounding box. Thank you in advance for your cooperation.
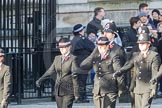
[124,17,141,47]
[159,12,162,22]
[156,22,162,96]
[86,7,105,37]
[71,24,95,103]
[0,49,12,108]
[157,22,162,59]
[152,9,160,29]
[113,33,161,108]
[78,37,123,108]
[36,38,80,108]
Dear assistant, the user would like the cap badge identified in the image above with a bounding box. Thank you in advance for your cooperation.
[139,34,144,40]
[105,23,110,29]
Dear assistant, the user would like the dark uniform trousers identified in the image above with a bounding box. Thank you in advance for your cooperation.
[80,49,123,108]
[119,50,161,108]
[37,54,79,108]
[76,55,89,101]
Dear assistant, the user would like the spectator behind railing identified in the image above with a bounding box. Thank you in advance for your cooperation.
[123,17,141,47]
[86,7,105,37]
[152,9,160,29]
[138,3,155,29]
[157,22,162,97]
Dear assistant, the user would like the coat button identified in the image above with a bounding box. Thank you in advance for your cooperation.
[139,77,141,80]
[99,68,101,70]
[99,63,101,65]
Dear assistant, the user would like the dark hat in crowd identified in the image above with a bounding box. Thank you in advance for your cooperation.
[96,36,110,45]
[58,37,71,48]
[138,12,147,18]
[0,48,5,56]
[73,24,85,33]
[103,22,117,33]
[138,26,150,34]
[137,33,151,44]
[152,9,160,15]
[103,22,118,38]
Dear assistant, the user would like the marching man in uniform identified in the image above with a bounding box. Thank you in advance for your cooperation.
[77,36,123,108]
[113,33,161,108]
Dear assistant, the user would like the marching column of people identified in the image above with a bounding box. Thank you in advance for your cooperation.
[41,4,162,108]
[2,2,162,108]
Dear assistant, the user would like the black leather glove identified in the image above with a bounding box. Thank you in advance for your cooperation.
[113,71,122,79]
[150,78,157,85]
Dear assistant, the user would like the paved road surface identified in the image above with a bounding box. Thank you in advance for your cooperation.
[8,98,162,108]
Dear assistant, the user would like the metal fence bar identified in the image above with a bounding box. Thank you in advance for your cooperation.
[0,0,57,104]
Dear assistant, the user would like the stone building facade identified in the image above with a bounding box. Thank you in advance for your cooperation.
[56,0,162,34]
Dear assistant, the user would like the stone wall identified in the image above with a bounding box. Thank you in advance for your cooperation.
[56,0,162,34]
